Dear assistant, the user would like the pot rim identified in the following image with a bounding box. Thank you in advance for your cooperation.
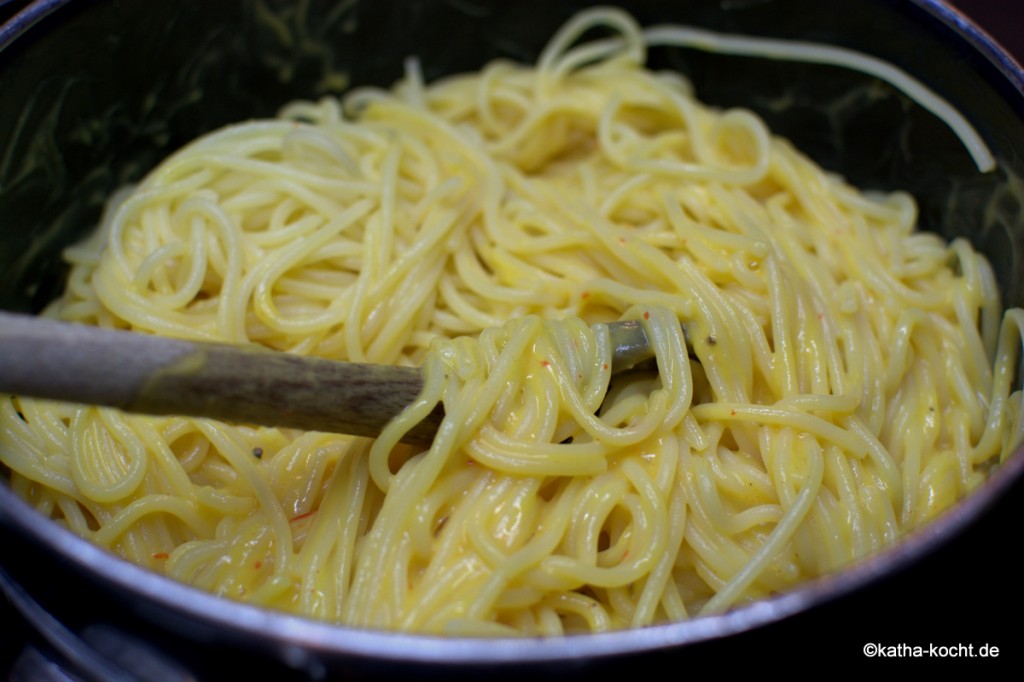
[3,445,1022,665]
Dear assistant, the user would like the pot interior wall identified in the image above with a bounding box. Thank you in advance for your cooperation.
[2,0,1024,312]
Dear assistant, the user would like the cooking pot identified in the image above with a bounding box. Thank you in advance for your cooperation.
[2,0,1023,678]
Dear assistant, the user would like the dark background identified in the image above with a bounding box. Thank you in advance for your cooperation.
[950,0,1024,59]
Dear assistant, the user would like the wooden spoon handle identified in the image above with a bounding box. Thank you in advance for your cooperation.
[0,312,660,446]
[0,312,439,444]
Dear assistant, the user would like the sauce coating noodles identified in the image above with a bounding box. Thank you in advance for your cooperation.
[2,8,1022,635]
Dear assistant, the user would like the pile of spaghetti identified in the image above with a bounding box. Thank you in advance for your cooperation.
[2,9,1022,635]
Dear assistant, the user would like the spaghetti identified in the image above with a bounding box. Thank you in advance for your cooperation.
[2,8,1021,635]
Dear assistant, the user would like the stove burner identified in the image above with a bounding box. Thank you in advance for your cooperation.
[2,568,197,682]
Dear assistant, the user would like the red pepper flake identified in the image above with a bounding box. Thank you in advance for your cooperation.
[541,360,551,368]
[581,291,590,299]
[603,363,609,370]
[290,510,316,523]
[617,236,626,246]
[152,552,169,560]
[643,311,650,320]
[254,561,262,570]
[730,409,737,416]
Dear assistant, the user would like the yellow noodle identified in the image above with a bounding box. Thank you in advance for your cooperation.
[1,8,1022,635]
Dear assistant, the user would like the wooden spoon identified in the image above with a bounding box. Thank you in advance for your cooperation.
[0,311,658,446]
